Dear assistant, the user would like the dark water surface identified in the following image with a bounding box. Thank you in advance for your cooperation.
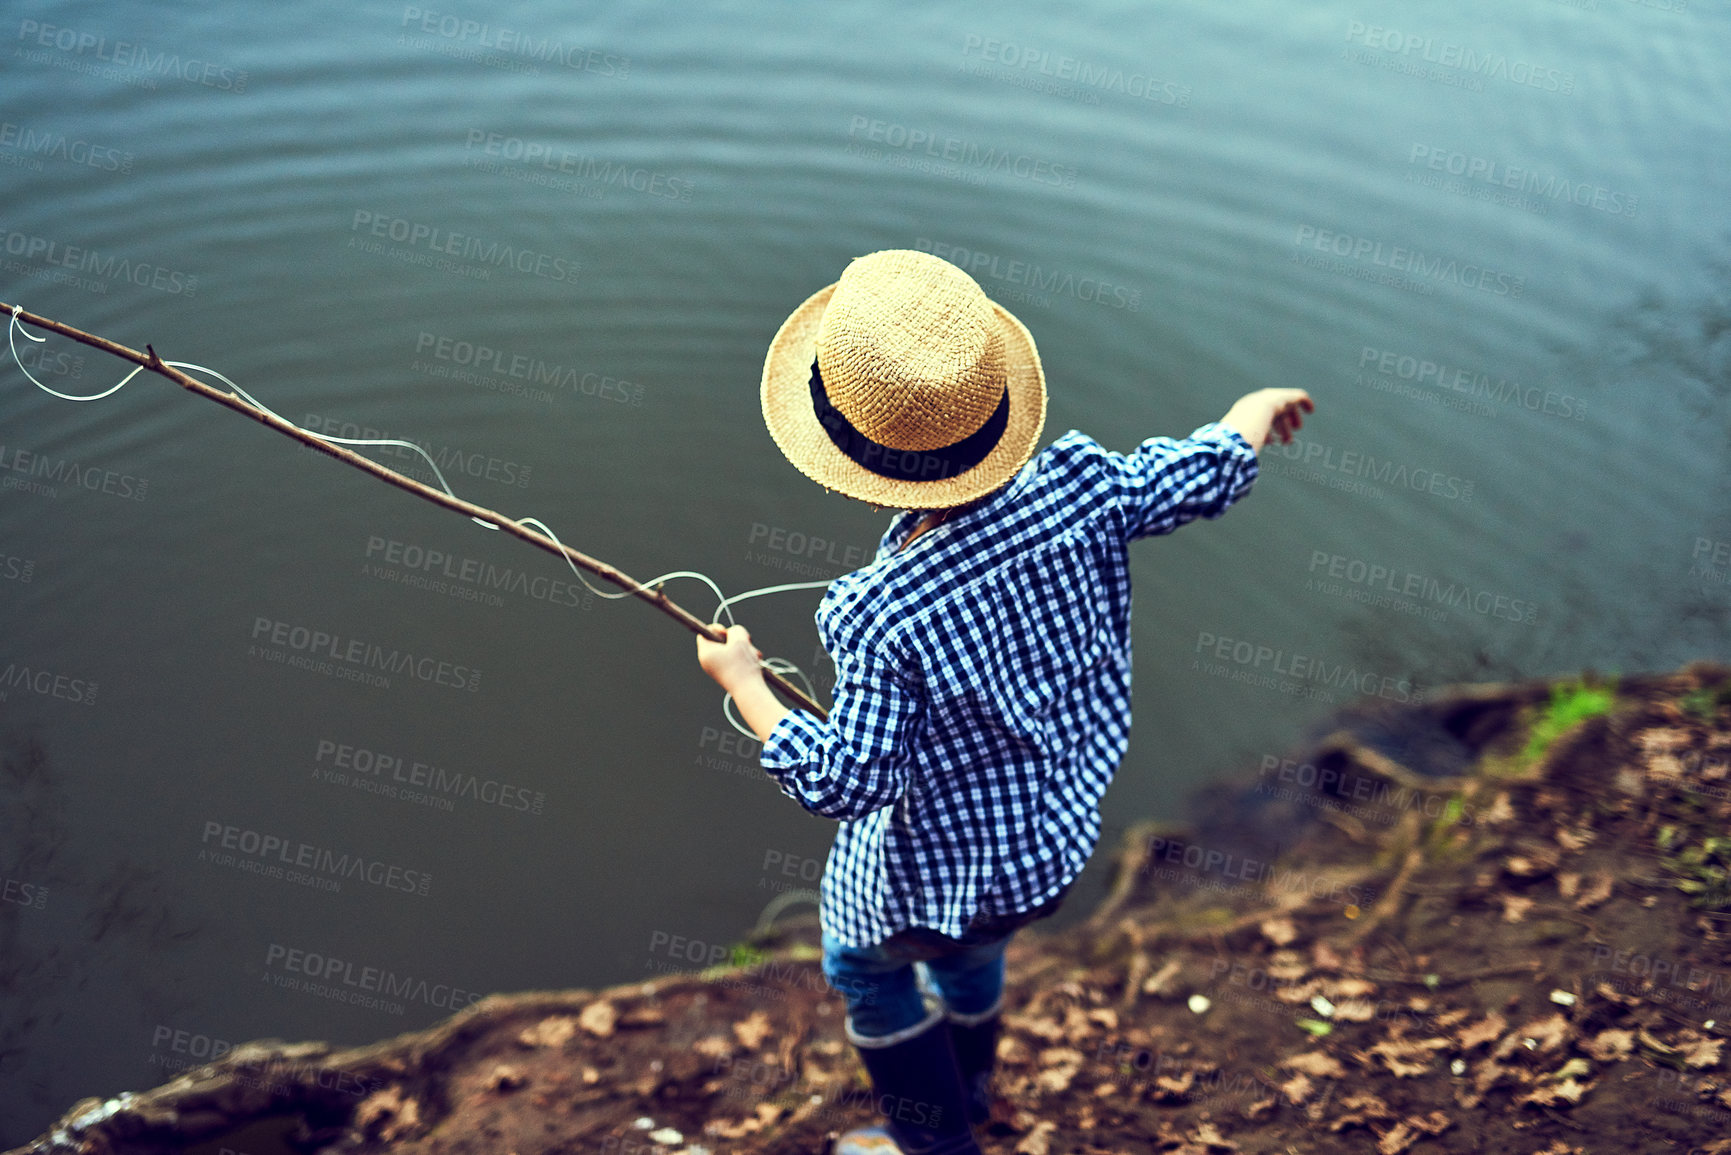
[1,0,1727,1138]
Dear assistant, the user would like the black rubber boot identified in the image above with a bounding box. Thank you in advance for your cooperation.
[945,1010,1002,1127]
[844,1011,983,1155]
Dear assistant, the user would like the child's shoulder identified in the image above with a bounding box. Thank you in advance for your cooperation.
[1024,429,1118,488]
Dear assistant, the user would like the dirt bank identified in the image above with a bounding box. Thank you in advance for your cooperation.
[13,662,1731,1155]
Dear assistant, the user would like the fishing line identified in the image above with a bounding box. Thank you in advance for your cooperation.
[7,303,832,740]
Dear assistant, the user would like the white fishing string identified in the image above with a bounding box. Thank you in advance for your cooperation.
[8,304,832,740]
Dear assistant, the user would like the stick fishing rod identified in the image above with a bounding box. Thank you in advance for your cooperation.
[1,300,829,721]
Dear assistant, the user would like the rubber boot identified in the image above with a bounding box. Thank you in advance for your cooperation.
[944,1004,1003,1127]
[834,1007,983,1155]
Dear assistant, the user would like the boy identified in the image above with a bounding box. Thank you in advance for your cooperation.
[698,249,1311,1155]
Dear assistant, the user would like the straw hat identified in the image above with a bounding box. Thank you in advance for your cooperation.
[761,249,1047,509]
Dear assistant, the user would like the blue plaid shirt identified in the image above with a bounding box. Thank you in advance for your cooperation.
[760,423,1259,947]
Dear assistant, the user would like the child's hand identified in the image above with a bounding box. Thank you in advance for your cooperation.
[696,623,766,693]
[1219,388,1314,452]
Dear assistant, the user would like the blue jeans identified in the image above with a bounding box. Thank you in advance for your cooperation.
[821,889,1069,1045]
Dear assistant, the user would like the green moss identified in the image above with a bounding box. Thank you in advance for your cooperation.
[1680,679,1731,721]
[1520,679,1616,762]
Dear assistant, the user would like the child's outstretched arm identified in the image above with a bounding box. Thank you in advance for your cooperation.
[1218,388,1314,452]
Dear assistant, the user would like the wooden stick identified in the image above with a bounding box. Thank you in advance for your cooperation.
[1,301,828,721]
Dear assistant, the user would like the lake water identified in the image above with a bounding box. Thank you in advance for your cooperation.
[1,0,1727,1140]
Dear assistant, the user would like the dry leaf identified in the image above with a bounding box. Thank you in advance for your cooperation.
[1684,1035,1724,1069]
[1555,872,1580,900]
[1594,981,1640,1007]
[1575,872,1613,910]
[1485,793,1516,824]
[1377,1122,1419,1155]
[1088,1007,1120,1031]
[1280,1072,1313,1105]
[1369,1036,1449,1077]
[1261,916,1299,946]
[1581,1029,1634,1062]
[1518,1077,1591,1107]
[1433,1008,1471,1030]
[1015,1120,1057,1155]
[1501,894,1535,923]
[1284,1051,1347,1078]
[1519,1013,1571,1053]
[1193,1121,1237,1151]
[1151,1069,1195,1102]
[1411,1111,1452,1135]
[1329,1091,1394,1132]
[578,1001,617,1038]
[1456,1013,1507,1051]
[1274,978,1323,1005]
[1555,827,1592,851]
[1333,999,1377,1022]
[1035,1047,1085,1093]
[732,1010,773,1049]
[1331,977,1379,999]
[518,1015,578,1048]
[692,1033,733,1059]
[1312,940,1344,970]
[703,1118,757,1140]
